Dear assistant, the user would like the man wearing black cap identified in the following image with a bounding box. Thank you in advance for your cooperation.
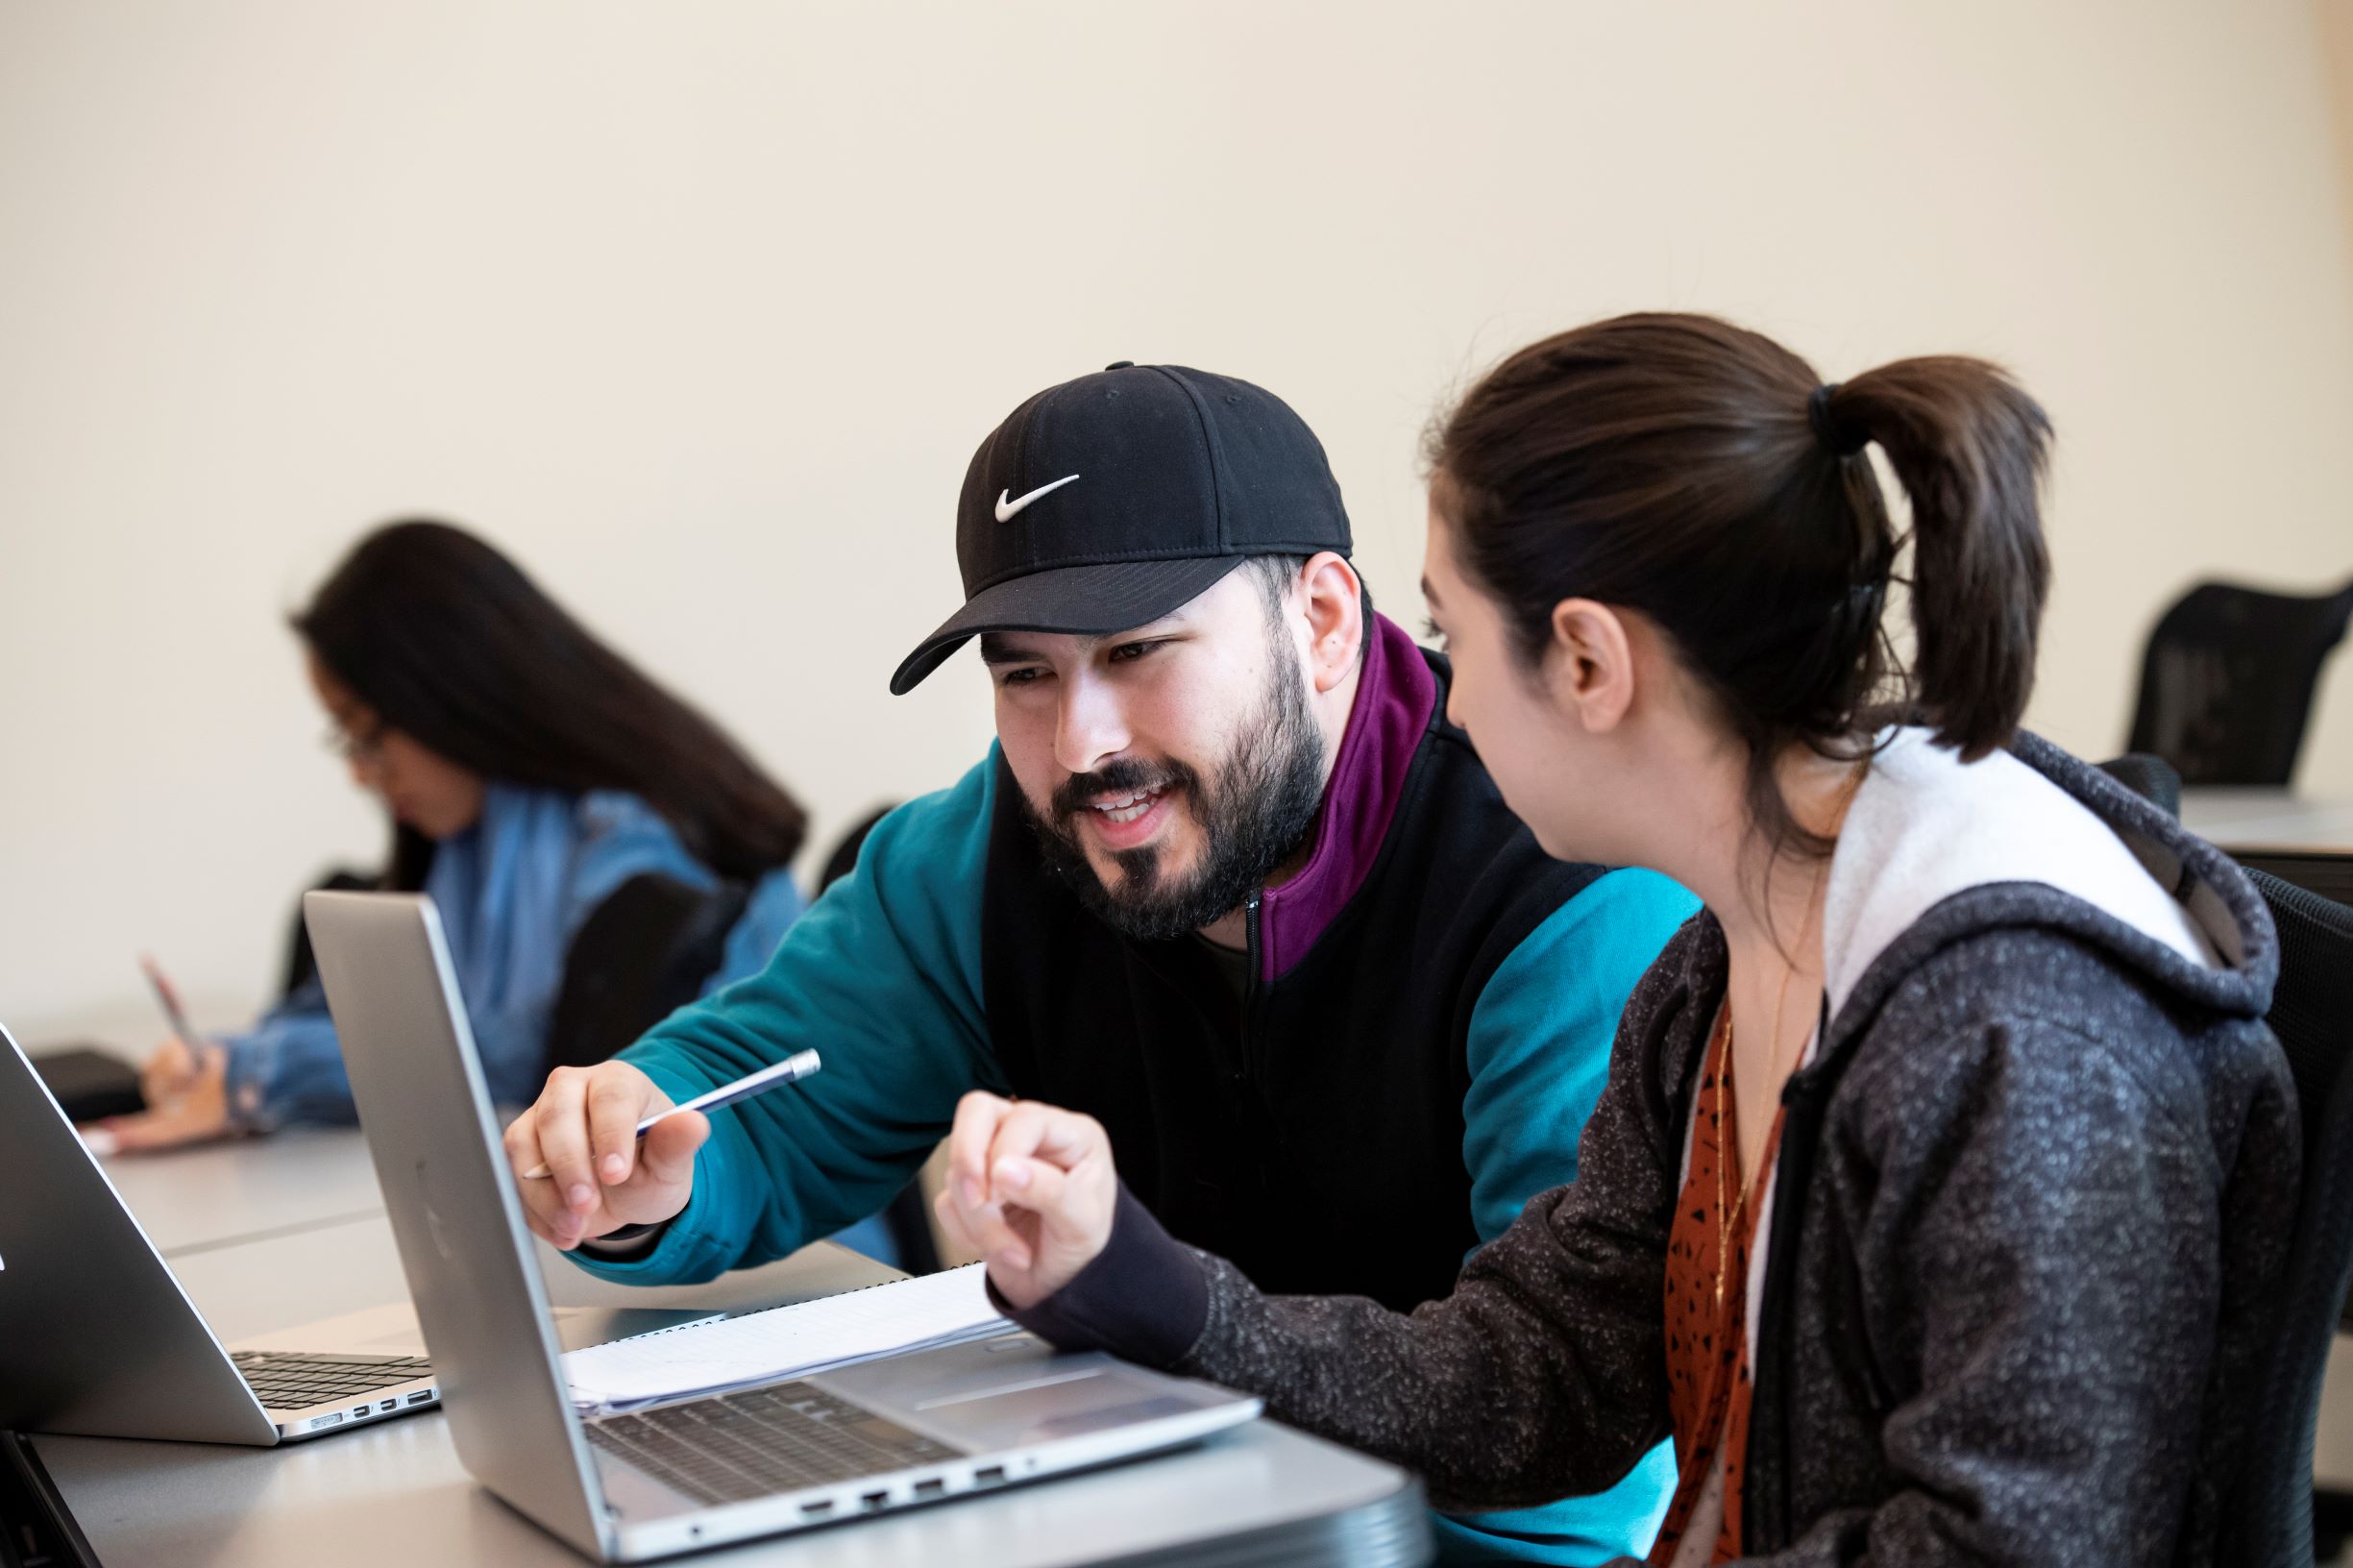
[506,363,1695,1563]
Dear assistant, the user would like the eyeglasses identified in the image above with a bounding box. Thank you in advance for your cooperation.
[323,715,391,769]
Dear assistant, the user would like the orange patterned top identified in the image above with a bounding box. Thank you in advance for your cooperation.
[1650,1004,1784,1566]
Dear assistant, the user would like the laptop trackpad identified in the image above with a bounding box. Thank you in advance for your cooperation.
[900,1367,1202,1449]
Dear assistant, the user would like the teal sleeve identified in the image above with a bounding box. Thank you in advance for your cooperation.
[1462,868,1699,1245]
[1442,867,1697,1566]
[569,755,1007,1286]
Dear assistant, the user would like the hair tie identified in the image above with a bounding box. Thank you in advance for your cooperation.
[1820,564,1891,660]
[1808,383,1868,458]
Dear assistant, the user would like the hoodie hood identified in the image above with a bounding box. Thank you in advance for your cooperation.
[1821,728,2276,1045]
[1255,612,1437,983]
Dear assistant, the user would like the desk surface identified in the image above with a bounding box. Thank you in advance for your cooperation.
[98,1127,895,1341]
[104,1124,393,1257]
[37,1130,1430,1566]
[2179,789,2353,851]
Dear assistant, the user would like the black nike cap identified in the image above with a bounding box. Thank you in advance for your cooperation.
[889,361,1352,695]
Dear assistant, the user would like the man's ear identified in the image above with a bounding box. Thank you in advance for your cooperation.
[1549,598,1635,732]
[1296,551,1364,695]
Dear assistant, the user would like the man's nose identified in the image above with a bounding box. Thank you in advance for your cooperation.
[1054,674,1133,776]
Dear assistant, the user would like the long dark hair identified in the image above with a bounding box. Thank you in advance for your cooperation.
[295,520,808,890]
[1428,312,2051,856]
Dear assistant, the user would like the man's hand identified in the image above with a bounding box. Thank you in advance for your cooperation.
[933,1090,1116,1310]
[104,1041,233,1151]
[502,1062,705,1250]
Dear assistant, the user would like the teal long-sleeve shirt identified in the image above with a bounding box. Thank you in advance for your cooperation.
[574,749,1695,1564]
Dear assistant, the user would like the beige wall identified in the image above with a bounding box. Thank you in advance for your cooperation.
[4,1,2350,1042]
[2325,0,2353,262]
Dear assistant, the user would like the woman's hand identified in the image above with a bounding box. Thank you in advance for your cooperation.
[138,1036,207,1110]
[934,1090,1117,1310]
[106,1041,234,1151]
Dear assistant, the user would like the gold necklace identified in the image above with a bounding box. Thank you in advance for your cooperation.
[1712,1010,1739,1313]
[1712,756,1872,1311]
[1713,959,1800,1309]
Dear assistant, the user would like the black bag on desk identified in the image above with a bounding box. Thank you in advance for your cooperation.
[27,1047,143,1122]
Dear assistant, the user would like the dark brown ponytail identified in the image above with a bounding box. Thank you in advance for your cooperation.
[1822,360,2051,760]
[1429,312,2052,855]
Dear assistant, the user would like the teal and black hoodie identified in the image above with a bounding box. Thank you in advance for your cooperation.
[571,614,1697,1563]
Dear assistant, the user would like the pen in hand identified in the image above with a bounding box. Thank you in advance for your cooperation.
[521,1050,821,1180]
[139,954,224,1102]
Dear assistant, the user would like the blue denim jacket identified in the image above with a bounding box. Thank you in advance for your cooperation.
[219,785,804,1129]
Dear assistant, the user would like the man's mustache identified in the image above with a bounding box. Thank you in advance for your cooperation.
[1050,758,1193,822]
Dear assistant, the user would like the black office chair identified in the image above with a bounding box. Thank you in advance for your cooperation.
[2220,869,2353,1568]
[273,858,751,1077]
[279,867,380,1000]
[544,873,749,1072]
[818,804,895,893]
[2127,578,2353,787]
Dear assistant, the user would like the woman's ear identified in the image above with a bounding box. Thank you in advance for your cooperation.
[1547,598,1635,733]
[1298,551,1365,695]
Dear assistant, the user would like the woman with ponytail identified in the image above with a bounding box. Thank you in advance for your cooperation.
[932,315,2297,1565]
[110,520,813,1148]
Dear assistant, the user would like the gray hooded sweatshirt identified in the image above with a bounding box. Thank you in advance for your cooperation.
[1003,732,2299,1567]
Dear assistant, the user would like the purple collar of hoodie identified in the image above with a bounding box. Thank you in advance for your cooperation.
[1255,613,1436,985]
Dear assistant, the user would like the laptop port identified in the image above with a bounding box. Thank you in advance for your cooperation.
[351,1406,371,1419]
[406,1391,433,1405]
[379,1399,397,1411]
[973,1465,1005,1485]
[800,1501,834,1519]
[913,1479,945,1499]
[310,1414,344,1429]
[860,1490,890,1512]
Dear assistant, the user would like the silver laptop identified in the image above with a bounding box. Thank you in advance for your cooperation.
[305,889,1259,1561]
[0,1022,440,1444]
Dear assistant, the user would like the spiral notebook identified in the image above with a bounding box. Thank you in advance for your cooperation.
[561,1263,1009,1415]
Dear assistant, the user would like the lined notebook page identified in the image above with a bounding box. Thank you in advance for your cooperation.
[562,1263,1008,1413]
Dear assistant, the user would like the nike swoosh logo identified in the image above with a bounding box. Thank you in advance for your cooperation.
[994,474,1081,523]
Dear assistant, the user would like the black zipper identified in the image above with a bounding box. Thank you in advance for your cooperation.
[1240,892,1263,1084]
[1238,890,1277,1209]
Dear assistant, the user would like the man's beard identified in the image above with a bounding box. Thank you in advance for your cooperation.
[1017,657,1329,944]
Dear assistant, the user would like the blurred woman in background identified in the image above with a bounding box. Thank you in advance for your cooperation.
[110,519,810,1149]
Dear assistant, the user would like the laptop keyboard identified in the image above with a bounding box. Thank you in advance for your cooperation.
[586,1382,961,1507]
[232,1350,433,1409]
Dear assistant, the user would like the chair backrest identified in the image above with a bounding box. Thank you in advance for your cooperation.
[279,867,380,999]
[2221,869,2353,1568]
[2126,579,2353,787]
[2235,852,2353,913]
[818,803,898,895]
[542,872,748,1072]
